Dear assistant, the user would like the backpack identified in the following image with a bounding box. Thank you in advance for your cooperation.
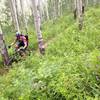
[25,34,28,41]
[24,34,29,46]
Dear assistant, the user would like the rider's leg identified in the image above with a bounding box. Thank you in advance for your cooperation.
[19,42,26,56]
[15,42,20,51]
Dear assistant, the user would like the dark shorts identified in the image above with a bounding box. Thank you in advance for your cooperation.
[15,41,28,52]
[16,41,25,48]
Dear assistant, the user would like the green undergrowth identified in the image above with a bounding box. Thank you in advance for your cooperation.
[0,7,100,100]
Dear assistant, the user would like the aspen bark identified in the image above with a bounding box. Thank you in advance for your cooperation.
[74,0,77,19]
[11,0,20,32]
[0,26,9,66]
[20,0,28,33]
[31,0,45,54]
[45,0,49,20]
[9,0,16,29]
[76,0,83,30]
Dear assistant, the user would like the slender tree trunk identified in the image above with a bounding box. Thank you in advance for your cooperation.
[82,0,85,14]
[53,0,56,19]
[55,0,59,17]
[59,0,62,16]
[74,0,77,19]
[85,0,89,6]
[0,26,9,66]
[31,0,45,54]
[58,0,61,17]
[45,0,49,20]
[38,0,44,22]
[50,0,53,19]
[9,0,16,30]
[12,0,20,32]
[70,0,74,11]
[20,0,28,33]
[76,0,83,30]
[74,0,84,20]
[15,0,20,30]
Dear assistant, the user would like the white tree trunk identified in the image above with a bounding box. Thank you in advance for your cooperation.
[53,0,56,19]
[74,0,77,19]
[45,0,49,20]
[11,0,20,32]
[60,0,62,16]
[85,0,89,6]
[9,0,16,29]
[58,0,61,16]
[76,0,83,30]
[20,0,28,33]
[31,0,45,54]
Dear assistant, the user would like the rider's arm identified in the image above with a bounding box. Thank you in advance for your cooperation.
[23,40,27,49]
[11,39,17,46]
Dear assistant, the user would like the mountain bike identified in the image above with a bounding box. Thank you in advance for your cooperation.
[7,48,31,65]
